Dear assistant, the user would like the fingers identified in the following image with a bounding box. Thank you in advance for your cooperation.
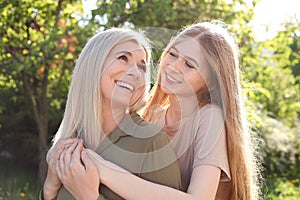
[81,150,100,184]
[60,142,78,172]
[47,138,82,164]
[81,150,93,170]
[57,140,85,183]
[72,140,83,162]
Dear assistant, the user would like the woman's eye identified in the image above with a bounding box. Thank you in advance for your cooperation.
[118,55,128,61]
[186,62,195,69]
[138,65,147,72]
[169,51,177,57]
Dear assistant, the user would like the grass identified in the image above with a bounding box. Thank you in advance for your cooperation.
[0,160,39,200]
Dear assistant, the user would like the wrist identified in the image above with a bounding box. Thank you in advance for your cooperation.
[43,178,61,200]
[99,163,110,185]
[43,187,58,200]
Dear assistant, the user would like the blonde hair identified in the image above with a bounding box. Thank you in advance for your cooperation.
[53,28,151,149]
[143,21,260,200]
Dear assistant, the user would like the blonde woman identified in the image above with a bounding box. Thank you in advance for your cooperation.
[88,21,260,200]
[41,28,182,200]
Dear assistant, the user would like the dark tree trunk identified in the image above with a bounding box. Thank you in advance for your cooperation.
[37,120,48,184]
[23,71,49,185]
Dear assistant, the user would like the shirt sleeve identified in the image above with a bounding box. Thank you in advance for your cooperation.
[139,131,183,191]
[193,104,231,181]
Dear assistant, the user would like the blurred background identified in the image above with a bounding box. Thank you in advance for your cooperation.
[0,0,299,199]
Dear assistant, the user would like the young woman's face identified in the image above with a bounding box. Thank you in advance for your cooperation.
[160,38,209,98]
[101,40,148,109]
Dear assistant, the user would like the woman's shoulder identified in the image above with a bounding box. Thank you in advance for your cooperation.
[193,104,224,122]
[198,103,223,114]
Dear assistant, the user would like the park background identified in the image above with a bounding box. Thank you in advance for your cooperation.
[0,0,299,199]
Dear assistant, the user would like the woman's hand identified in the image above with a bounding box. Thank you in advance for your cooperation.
[56,140,100,200]
[43,138,81,200]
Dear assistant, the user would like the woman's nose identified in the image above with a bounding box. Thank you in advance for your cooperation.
[169,58,183,73]
[126,63,142,78]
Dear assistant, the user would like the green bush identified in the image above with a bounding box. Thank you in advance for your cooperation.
[258,117,300,178]
[262,177,300,200]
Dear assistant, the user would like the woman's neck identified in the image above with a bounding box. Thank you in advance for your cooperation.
[164,95,199,140]
[166,95,199,125]
[101,105,126,136]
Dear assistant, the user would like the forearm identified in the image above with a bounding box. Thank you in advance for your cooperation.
[87,149,191,200]
[101,164,192,200]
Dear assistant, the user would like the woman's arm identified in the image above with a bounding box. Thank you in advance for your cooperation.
[87,149,221,200]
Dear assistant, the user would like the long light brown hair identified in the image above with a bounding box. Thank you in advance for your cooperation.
[143,21,260,200]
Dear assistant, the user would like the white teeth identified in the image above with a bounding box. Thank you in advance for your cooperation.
[166,74,180,83]
[116,81,134,91]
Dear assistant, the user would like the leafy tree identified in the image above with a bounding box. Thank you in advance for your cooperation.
[90,0,258,39]
[0,0,92,183]
[242,18,300,182]
[243,21,300,127]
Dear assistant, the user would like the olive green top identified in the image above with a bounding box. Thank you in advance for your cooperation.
[40,112,182,199]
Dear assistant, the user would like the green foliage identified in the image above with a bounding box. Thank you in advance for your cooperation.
[242,19,300,189]
[242,32,300,127]
[0,0,96,182]
[91,0,257,30]
[262,177,300,200]
[0,0,87,104]
[259,116,299,178]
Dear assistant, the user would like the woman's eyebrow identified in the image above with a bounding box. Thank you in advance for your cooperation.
[170,47,179,53]
[116,50,132,57]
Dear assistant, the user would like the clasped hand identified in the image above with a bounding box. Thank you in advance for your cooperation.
[44,138,100,200]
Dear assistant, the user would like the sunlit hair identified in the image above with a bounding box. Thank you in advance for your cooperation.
[53,28,151,149]
[143,21,260,200]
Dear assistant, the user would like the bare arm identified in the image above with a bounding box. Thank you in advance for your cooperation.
[87,149,221,200]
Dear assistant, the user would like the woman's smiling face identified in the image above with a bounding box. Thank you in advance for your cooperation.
[100,40,148,110]
[160,38,209,98]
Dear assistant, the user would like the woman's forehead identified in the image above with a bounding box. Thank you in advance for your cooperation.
[110,41,146,58]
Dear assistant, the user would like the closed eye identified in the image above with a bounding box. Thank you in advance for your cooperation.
[186,61,195,69]
[169,51,178,58]
[138,64,147,72]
